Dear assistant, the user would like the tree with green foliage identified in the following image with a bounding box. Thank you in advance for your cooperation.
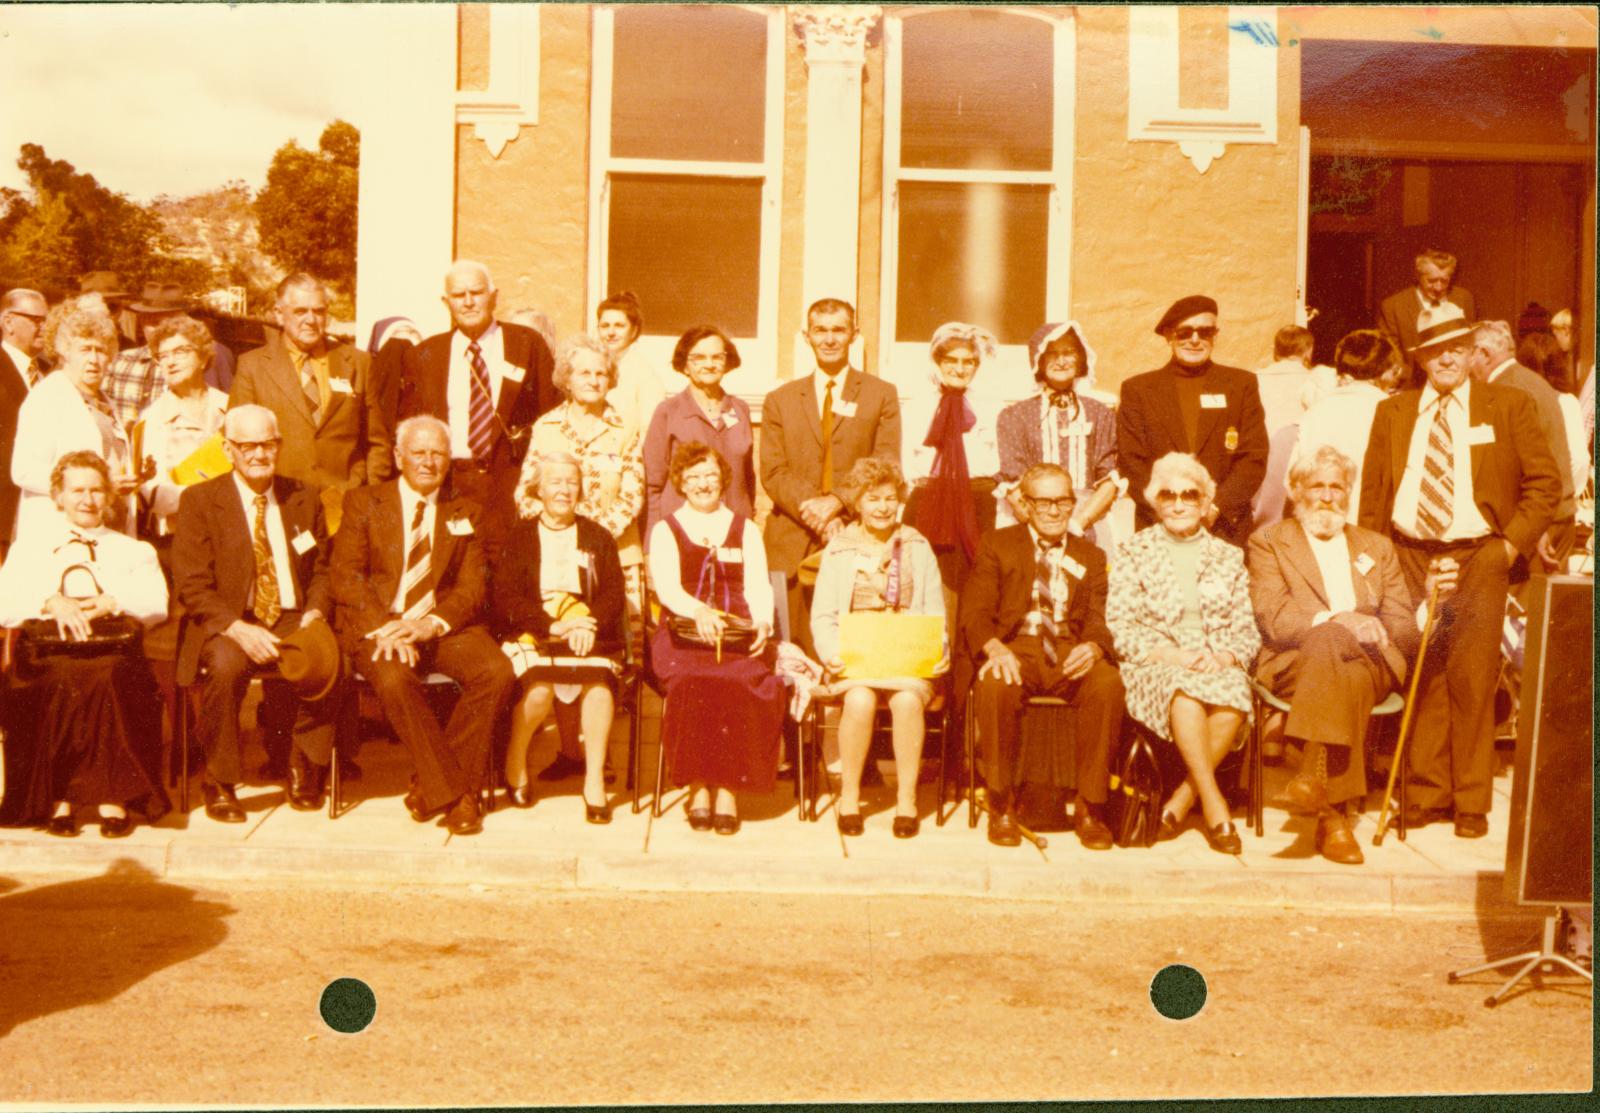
[253,120,359,305]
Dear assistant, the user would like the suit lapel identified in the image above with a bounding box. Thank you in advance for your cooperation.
[1390,393,1421,484]
[430,495,463,588]
[1467,383,1490,487]
[495,326,526,429]
[266,335,317,429]
[799,373,824,448]
[318,345,354,432]
[1281,519,1331,609]
[1155,371,1188,453]
[1345,526,1379,610]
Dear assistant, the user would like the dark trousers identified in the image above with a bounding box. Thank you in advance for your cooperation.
[197,610,338,785]
[1393,535,1508,814]
[355,626,516,813]
[972,635,1123,807]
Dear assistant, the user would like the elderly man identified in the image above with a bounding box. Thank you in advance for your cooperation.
[760,298,901,655]
[397,260,559,549]
[0,288,48,548]
[957,463,1123,849]
[230,274,390,503]
[174,404,341,821]
[1378,249,1477,378]
[1117,295,1269,546]
[1358,311,1560,838]
[1247,445,1419,863]
[330,415,514,836]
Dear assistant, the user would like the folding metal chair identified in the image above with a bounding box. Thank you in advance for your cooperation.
[799,679,949,822]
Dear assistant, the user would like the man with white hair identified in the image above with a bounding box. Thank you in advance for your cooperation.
[1247,444,1418,864]
[174,404,340,821]
[0,287,48,549]
[397,260,559,550]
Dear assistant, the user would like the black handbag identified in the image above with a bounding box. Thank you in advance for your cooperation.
[14,564,141,664]
[1108,731,1164,849]
[665,541,759,653]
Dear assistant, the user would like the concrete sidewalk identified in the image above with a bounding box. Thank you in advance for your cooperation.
[0,737,1517,915]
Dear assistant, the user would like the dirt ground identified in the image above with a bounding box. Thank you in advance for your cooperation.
[0,862,1589,1105]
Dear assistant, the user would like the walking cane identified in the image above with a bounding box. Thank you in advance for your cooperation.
[1372,578,1443,847]
[973,786,1049,850]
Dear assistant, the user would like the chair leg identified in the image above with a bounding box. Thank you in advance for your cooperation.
[965,697,978,829]
[1252,696,1265,837]
[936,701,949,825]
[651,697,667,819]
[799,702,814,822]
[629,682,643,814]
[179,685,191,815]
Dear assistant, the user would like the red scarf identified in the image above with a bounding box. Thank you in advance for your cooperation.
[911,387,979,561]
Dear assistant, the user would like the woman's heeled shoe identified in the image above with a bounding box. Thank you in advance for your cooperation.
[687,806,714,832]
[505,782,534,809]
[1204,820,1242,855]
[1157,812,1182,842]
[584,793,612,825]
[100,813,134,839]
[837,811,864,837]
[713,812,741,836]
[892,814,919,839]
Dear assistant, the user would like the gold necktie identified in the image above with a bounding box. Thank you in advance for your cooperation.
[820,377,835,494]
[252,494,282,626]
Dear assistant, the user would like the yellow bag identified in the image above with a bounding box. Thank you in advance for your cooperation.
[838,612,945,680]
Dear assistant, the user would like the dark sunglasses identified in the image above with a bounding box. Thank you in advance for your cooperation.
[1171,326,1218,341]
[1154,488,1204,506]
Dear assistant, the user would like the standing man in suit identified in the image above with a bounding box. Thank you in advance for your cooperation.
[230,273,391,509]
[174,404,342,821]
[1247,445,1420,864]
[397,260,559,554]
[1377,248,1477,380]
[1358,312,1560,838]
[759,298,900,653]
[330,415,515,836]
[1117,295,1269,546]
[0,288,48,551]
[957,463,1123,849]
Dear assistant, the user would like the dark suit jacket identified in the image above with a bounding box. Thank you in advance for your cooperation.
[1116,360,1269,544]
[490,514,626,656]
[1246,518,1417,689]
[1377,286,1477,369]
[173,474,333,684]
[759,368,901,574]
[1357,380,1561,565]
[328,480,489,654]
[229,329,389,490]
[0,347,31,541]
[1490,361,1575,518]
[954,525,1114,698]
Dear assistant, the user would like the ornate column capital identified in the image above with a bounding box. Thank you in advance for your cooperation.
[792,5,881,65]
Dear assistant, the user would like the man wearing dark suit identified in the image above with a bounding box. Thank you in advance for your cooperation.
[1247,444,1420,865]
[1377,248,1477,381]
[330,415,515,836]
[1358,311,1560,839]
[760,298,900,654]
[396,260,559,556]
[174,404,341,821]
[1117,294,1269,546]
[957,463,1123,850]
[0,288,47,551]
[230,273,391,502]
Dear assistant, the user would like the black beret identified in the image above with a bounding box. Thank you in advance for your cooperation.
[1155,295,1219,335]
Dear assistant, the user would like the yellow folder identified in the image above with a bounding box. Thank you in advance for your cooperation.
[838,612,945,680]
[170,434,232,485]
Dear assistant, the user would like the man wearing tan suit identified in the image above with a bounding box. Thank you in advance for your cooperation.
[1247,444,1418,864]
[230,273,391,506]
[759,299,900,654]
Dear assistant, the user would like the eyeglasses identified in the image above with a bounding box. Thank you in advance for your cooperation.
[6,311,45,324]
[1025,496,1076,513]
[157,344,200,363]
[1155,488,1204,506]
[1042,352,1081,366]
[1171,326,1218,342]
[687,353,728,365]
[227,438,281,455]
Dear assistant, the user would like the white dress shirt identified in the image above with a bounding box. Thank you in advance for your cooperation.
[233,473,298,612]
[391,478,439,614]
[812,365,851,420]
[2,341,35,387]
[1305,530,1358,626]
[0,518,168,628]
[647,505,773,626]
[1391,381,1491,542]
[445,323,512,459]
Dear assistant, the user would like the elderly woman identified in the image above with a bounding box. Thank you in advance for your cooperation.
[810,457,946,838]
[0,451,169,837]
[13,295,145,537]
[1107,451,1260,854]
[595,291,667,445]
[1519,331,1591,501]
[494,452,626,823]
[137,314,229,539]
[520,334,646,781]
[900,321,1001,594]
[996,321,1123,545]
[642,325,755,539]
[647,441,785,834]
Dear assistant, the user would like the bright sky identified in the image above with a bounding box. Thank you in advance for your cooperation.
[0,3,428,202]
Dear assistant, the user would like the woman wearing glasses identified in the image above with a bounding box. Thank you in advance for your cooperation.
[1106,451,1260,854]
[138,315,230,541]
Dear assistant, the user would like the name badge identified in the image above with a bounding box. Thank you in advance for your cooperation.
[1353,552,1375,576]
[716,546,744,563]
[502,363,526,383]
[328,378,354,395]
[833,398,858,418]
[1466,424,1496,446]
[721,411,740,430]
[446,517,474,536]
[1061,555,1086,580]
[1200,393,1228,410]
[290,529,316,555]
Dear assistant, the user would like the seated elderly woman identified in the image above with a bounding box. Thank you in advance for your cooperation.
[137,314,230,542]
[647,441,786,834]
[810,456,946,839]
[0,451,169,837]
[494,451,627,823]
[521,333,646,782]
[1107,451,1261,854]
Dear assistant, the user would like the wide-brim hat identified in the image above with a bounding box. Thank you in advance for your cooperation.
[1409,303,1474,353]
[78,270,131,301]
[127,282,188,314]
[276,618,341,702]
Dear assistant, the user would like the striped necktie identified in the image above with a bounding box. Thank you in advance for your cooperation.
[252,494,282,627]
[400,498,435,621]
[466,340,496,463]
[1415,393,1456,539]
[1034,539,1067,666]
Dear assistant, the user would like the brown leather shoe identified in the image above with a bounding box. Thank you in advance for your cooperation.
[1075,803,1114,851]
[203,781,246,824]
[1281,771,1329,816]
[287,752,326,811]
[1315,810,1364,865]
[1453,812,1489,839]
[987,812,1022,847]
[444,794,483,836]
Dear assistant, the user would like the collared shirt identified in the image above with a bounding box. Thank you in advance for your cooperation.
[1486,358,1515,384]
[0,518,168,628]
[285,340,331,414]
[2,341,36,388]
[1392,381,1492,541]
[812,364,851,419]
[232,474,298,612]
[391,477,439,614]
[1304,529,1358,625]
[446,323,510,459]
[1414,287,1447,330]
[104,346,160,429]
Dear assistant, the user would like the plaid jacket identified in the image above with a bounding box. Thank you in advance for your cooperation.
[105,347,162,429]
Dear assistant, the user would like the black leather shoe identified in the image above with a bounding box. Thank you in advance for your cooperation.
[1157,812,1183,842]
[287,755,326,811]
[837,811,865,837]
[1401,805,1452,830]
[1204,820,1243,855]
[584,792,613,825]
[45,813,77,838]
[203,781,246,824]
[892,814,919,839]
[713,812,741,835]
[987,812,1022,847]
[403,782,447,824]
[505,781,534,809]
[537,753,585,782]
[100,813,134,839]
[687,807,714,832]
[444,794,483,836]
[1075,808,1114,851]
[1453,812,1489,839]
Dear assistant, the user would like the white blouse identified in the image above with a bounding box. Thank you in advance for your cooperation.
[900,387,1002,483]
[646,505,773,626]
[0,519,168,628]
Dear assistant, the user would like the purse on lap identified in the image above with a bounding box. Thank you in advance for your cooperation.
[17,564,142,663]
[665,545,758,653]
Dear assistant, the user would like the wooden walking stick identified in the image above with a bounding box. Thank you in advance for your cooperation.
[1372,578,1443,847]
